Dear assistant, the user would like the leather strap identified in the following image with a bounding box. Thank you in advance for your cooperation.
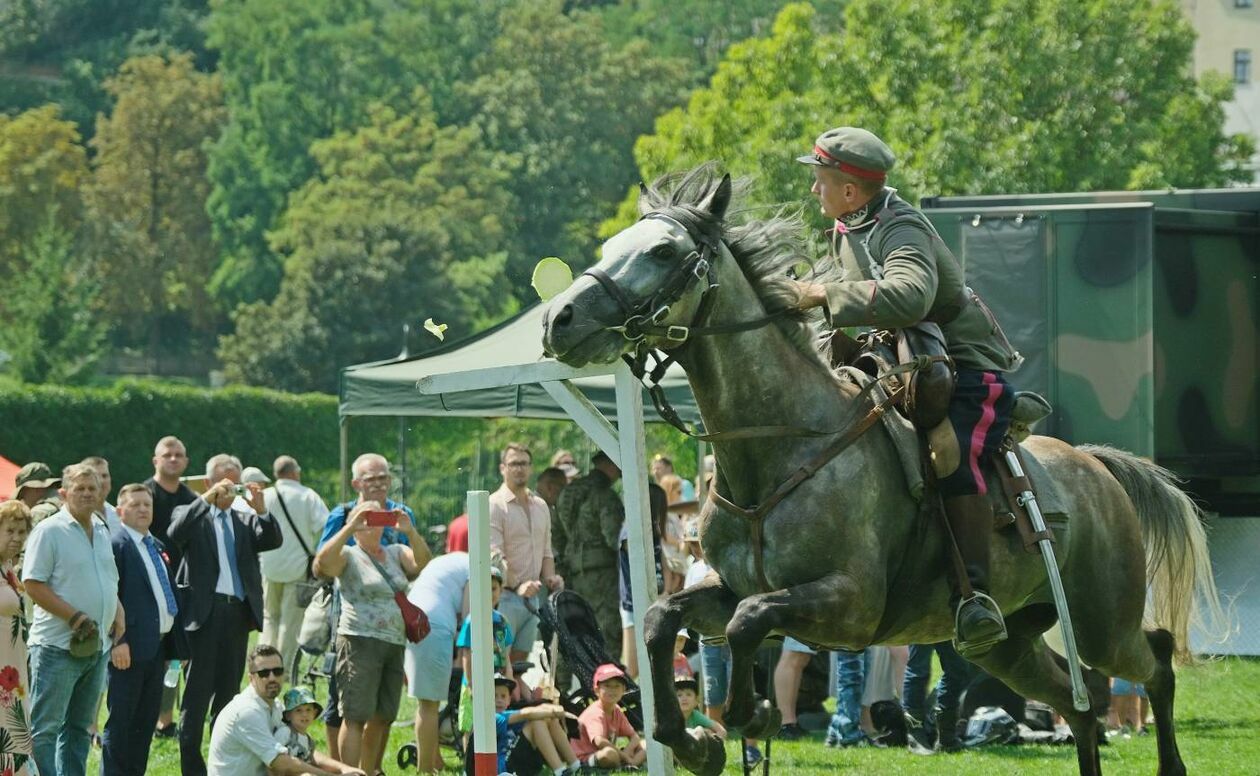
[707,383,906,592]
[936,493,976,600]
[1002,443,1055,553]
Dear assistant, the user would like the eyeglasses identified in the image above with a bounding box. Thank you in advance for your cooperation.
[252,667,285,678]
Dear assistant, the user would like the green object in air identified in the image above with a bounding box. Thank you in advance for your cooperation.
[532,257,574,301]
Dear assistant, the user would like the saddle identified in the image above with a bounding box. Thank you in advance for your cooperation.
[828,326,1066,548]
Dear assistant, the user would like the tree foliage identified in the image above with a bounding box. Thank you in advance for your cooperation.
[0,216,104,384]
[454,1,688,284]
[0,105,88,274]
[86,52,226,356]
[203,0,513,310]
[608,0,1255,238]
[217,97,517,393]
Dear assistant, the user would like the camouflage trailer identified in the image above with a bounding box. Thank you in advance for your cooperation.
[920,189,1260,516]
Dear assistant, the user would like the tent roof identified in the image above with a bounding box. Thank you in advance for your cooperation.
[338,304,701,424]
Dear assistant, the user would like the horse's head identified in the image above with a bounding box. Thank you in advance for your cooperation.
[542,174,732,366]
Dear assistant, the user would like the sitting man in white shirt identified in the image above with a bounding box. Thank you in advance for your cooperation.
[208,644,365,776]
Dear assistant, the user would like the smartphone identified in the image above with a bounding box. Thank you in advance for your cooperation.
[364,510,397,528]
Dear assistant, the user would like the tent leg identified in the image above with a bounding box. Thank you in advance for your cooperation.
[340,416,350,503]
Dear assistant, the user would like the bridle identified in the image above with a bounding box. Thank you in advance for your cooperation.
[580,211,793,439]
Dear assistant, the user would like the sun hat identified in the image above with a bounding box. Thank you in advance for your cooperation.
[592,663,627,690]
[282,686,324,716]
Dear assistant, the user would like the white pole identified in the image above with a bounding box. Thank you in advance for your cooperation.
[467,490,497,776]
[615,362,673,775]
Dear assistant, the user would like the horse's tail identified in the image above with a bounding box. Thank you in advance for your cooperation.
[1078,444,1228,663]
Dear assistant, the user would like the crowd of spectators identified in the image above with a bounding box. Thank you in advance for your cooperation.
[0,438,1146,776]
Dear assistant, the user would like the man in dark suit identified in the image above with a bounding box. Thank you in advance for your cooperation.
[103,483,180,775]
[169,454,283,775]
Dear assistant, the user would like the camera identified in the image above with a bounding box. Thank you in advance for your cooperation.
[232,484,247,497]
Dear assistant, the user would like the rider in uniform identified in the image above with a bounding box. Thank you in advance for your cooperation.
[790,127,1023,656]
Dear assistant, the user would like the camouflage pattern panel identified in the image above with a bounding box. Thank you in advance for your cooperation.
[923,188,1260,215]
[924,204,1157,458]
[1151,207,1259,478]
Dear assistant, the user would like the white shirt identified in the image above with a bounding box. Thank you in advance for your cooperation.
[122,524,175,634]
[259,479,330,583]
[212,507,240,597]
[207,684,286,776]
[97,503,123,533]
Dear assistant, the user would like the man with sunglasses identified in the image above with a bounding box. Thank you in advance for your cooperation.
[208,644,365,775]
[790,127,1023,658]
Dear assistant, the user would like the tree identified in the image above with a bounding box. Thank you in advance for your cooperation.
[454,1,689,289]
[607,1,1253,238]
[0,215,105,384]
[0,105,89,275]
[86,52,227,362]
[217,96,518,393]
[203,0,513,310]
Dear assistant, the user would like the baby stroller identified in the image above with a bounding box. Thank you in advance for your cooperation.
[538,589,644,731]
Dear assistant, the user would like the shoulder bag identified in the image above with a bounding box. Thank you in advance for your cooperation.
[361,546,430,643]
[274,489,324,608]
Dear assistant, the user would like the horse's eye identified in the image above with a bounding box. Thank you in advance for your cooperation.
[651,244,677,261]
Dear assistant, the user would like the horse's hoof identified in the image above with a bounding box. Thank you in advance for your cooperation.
[675,727,726,776]
[739,699,782,741]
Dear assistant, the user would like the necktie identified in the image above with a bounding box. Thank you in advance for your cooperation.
[142,534,179,617]
[217,510,245,599]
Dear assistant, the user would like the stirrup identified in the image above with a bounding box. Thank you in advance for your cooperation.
[952,591,1007,658]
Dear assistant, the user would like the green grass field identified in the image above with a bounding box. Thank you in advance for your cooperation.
[85,656,1260,775]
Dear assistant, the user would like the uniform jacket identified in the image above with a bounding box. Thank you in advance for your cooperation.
[553,469,622,576]
[111,526,176,663]
[822,189,1022,373]
[168,499,283,632]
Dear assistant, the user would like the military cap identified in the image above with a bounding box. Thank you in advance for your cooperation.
[14,462,60,497]
[797,127,895,180]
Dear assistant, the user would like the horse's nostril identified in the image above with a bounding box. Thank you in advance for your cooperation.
[554,304,574,329]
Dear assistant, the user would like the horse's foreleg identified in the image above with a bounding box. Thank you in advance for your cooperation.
[642,578,739,776]
[723,571,881,738]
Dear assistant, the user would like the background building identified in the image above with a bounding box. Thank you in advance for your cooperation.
[1183,0,1260,181]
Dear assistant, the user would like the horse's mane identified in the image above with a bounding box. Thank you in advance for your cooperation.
[636,163,836,369]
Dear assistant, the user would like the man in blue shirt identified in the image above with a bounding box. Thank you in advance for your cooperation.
[317,453,417,550]
[315,452,418,770]
[23,463,124,776]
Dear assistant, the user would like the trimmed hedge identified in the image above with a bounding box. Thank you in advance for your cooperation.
[0,379,347,496]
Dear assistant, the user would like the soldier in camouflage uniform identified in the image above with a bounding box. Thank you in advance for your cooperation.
[553,451,625,657]
[14,462,63,524]
[791,127,1024,656]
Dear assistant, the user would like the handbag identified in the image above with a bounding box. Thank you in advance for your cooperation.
[274,490,323,608]
[297,583,333,654]
[362,547,430,643]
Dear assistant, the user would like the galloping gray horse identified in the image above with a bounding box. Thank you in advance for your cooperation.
[541,166,1222,776]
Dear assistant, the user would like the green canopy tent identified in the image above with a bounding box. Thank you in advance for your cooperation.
[336,303,702,495]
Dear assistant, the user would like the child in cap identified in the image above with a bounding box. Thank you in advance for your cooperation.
[675,675,726,738]
[469,673,582,776]
[570,664,646,769]
[275,686,361,773]
[457,557,517,736]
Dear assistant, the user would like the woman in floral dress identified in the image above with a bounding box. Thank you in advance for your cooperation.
[0,500,32,775]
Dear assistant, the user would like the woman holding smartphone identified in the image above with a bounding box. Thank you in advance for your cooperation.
[314,501,428,774]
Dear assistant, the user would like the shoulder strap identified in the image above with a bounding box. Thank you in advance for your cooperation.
[273,489,313,560]
[359,545,402,594]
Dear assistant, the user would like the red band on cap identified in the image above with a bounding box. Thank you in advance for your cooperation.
[814,145,886,181]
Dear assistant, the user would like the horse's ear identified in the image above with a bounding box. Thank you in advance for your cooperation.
[700,174,732,220]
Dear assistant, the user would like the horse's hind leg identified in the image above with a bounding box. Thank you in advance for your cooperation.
[1143,629,1186,776]
[971,607,1105,776]
[642,577,739,776]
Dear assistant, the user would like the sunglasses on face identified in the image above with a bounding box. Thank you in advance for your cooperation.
[253,667,285,678]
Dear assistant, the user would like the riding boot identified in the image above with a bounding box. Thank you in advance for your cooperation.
[944,493,1007,656]
[933,705,962,753]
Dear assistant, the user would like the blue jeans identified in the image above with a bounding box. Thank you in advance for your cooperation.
[699,643,731,707]
[827,649,869,744]
[29,644,109,776]
[902,642,973,716]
